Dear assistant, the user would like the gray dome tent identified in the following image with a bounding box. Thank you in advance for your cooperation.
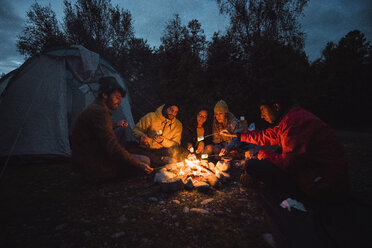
[0,46,135,163]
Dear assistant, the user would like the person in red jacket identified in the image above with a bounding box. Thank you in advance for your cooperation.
[221,90,350,201]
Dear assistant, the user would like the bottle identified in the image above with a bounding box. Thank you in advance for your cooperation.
[248,122,255,131]
[240,116,248,132]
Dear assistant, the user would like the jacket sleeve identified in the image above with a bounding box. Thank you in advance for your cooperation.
[240,126,280,146]
[162,122,183,147]
[203,124,213,145]
[89,107,141,167]
[132,113,152,140]
[256,120,307,170]
[212,123,223,144]
[181,125,194,148]
[229,117,243,134]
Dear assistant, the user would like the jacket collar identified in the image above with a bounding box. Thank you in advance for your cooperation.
[274,105,298,126]
[94,98,111,115]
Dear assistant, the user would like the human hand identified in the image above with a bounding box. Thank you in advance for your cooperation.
[188,144,195,153]
[115,120,128,128]
[140,135,151,145]
[154,135,164,143]
[220,129,237,138]
[138,162,153,174]
[219,148,228,157]
[187,154,197,160]
[245,148,259,159]
[196,144,204,154]
[187,143,193,151]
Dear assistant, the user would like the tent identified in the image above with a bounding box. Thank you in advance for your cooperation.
[0,46,135,163]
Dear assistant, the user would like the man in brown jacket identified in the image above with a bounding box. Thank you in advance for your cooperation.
[71,77,153,182]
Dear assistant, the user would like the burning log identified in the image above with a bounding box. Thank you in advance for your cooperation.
[154,170,183,192]
[154,154,232,191]
[216,161,230,172]
[205,174,219,187]
[216,171,231,182]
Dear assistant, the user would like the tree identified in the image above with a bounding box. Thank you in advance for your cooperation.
[205,1,309,125]
[206,32,310,124]
[156,15,207,119]
[159,14,188,54]
[17,0,156,121]
[311,30,372,127]
[17,0,139,69]
[17,3,67,56]
[205,32,247,108]
[125,37,159,121]
[187,19,207,62]
[62,0,135,60]
[214,0,309,92]
[216,0,308,51]
[214,0,309,89]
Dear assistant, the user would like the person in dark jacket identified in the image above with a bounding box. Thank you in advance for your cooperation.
[182,106,213,156]
[221,90,350,201]
[71,77,153,182]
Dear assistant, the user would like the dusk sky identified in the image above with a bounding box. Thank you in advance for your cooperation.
[0,0,371,75]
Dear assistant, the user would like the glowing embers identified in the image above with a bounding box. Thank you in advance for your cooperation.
[154,155,231,191]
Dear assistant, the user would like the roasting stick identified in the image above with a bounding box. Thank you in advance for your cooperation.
[201,154,222,159]
[197,132,220,142]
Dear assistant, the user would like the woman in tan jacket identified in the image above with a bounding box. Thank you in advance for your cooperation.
[212,100,242,154]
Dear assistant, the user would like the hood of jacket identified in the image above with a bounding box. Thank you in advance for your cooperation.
[132,104,183,149]
[155,104,178,128]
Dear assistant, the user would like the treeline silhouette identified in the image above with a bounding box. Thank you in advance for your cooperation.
[15,0,372,128]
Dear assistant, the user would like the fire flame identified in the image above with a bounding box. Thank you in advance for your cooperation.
[177,155,212,182]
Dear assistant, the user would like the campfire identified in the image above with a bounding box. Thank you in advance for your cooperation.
[154,154,231,191]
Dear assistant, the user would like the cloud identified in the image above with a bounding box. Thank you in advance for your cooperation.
[0,0,228,75]
[0,0,25,74]
[117,0,371,61]
[116,0,228,46]
[302,0,372,61]
[1,0,371,74]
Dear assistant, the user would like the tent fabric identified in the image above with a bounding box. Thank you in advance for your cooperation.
[0,72,13,97]
[0,46,135,159]
[72,45,99,73]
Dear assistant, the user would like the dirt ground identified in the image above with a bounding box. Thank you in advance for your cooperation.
[0,129,371,247]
